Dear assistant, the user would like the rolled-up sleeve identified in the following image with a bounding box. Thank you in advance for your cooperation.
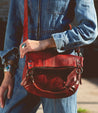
[0,48,18,65]
[52,0,97,53]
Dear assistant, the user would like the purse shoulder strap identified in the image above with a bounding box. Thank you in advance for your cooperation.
[23,0,28,42]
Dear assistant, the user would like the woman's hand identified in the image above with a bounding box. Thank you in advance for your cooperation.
[0,72,14,108]
[20,39,43,58]
[19,38,56,58]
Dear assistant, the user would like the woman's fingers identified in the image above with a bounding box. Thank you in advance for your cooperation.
[0,72,14,108]
[20,40,33,58]
[0,86,6,108]
[7,85,13,99]
[20,42,27,58]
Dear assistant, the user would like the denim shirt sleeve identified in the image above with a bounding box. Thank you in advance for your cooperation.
[3,0,22,63]
[0,48,18,65]
[52,0,97,53]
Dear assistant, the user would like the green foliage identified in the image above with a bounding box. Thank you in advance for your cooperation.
[77,108,89,113]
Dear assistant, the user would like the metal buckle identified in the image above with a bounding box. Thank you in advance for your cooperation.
[76,60,83,74]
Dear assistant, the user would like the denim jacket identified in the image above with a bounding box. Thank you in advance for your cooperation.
[2,0,97,64]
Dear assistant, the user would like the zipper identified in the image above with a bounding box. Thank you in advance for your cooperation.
[37,0,41,40]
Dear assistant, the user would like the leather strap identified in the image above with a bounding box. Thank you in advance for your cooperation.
[23,0,28,41]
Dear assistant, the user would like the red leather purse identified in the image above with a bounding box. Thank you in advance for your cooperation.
[21,0,83,98]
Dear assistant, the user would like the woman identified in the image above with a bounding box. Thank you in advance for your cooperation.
[0,0,97,113]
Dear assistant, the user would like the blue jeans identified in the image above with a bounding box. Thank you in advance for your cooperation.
[0,67,77,113]
[0,90,77,113]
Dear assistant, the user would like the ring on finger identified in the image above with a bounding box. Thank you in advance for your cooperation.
[21,43,26,48]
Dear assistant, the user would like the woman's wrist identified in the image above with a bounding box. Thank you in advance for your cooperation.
[41,37,56,50]
[4,60,17,76]
[4,64,16,76]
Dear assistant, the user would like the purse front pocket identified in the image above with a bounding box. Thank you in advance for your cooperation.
[30,67,74,92]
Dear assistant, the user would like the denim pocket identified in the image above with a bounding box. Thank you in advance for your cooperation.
[47,0,69,15]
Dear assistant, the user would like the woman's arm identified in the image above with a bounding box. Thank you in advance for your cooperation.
[0,0,21,108]
[20,0,97,58]
[51,0,97,53]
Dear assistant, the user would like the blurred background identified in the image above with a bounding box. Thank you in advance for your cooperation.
[0,0,98,113]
